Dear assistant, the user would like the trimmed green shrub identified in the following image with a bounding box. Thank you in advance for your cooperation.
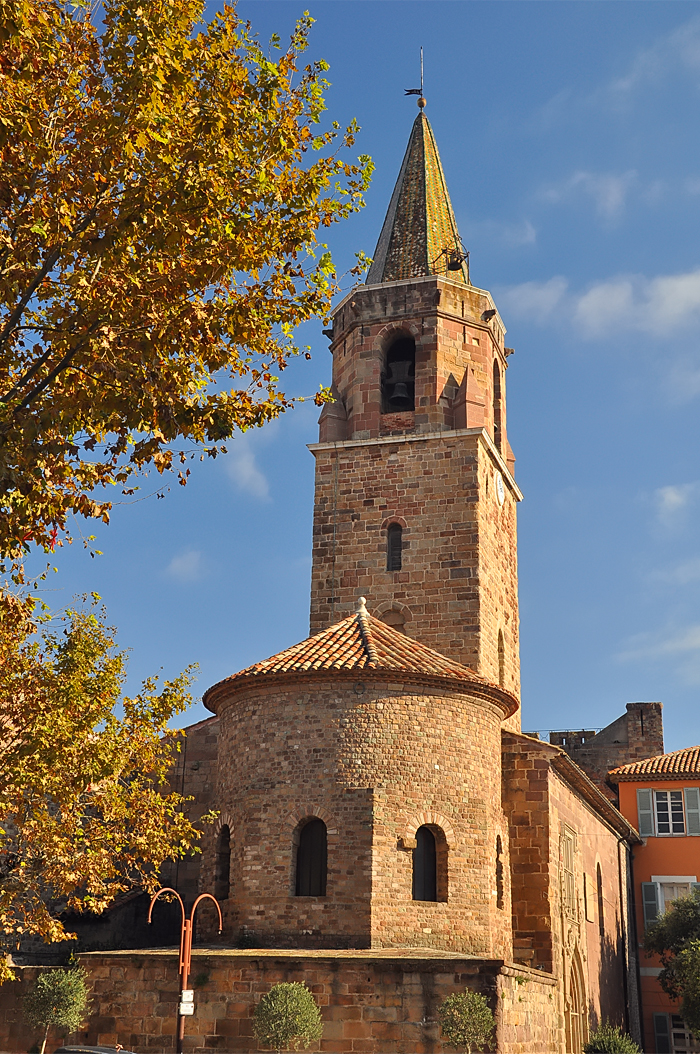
[584,1020,642,1053]
[253,981,323,1052]
[438,990,495,1052]
[23,967,91,1054]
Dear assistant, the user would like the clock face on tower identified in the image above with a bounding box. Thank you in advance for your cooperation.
[495,472,505,506]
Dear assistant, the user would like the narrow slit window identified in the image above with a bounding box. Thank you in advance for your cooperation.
[295,818,327,897]
[214,824,231,901]
[498,630,505,687]
[387,523,402,572]
[596,863,604,940]
[412,826,437,902]
[496,834,504,909]
[493,359,502,452]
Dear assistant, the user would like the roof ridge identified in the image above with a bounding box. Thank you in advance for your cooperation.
[356,610,379,666]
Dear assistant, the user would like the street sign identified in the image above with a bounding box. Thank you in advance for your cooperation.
[179,1003,195,1016]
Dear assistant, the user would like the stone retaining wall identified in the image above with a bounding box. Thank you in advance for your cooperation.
[0,949,558,1053]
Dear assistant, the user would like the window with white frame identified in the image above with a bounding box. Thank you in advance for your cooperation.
[641,875,700,930]
[636,787,700,837]
[653,1012,700,1053]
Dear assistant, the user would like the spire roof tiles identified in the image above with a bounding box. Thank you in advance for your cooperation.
[609,746,700,781]
[366,111,468,286]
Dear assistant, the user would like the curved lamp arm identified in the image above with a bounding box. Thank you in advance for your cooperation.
[191,892,223,934]
[147,887,185,925]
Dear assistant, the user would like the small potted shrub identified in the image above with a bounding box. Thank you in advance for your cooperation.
[584,1020,642,1053]
[253,981,323,1052]
[23,967,91,1054]
[438,989,495,1052]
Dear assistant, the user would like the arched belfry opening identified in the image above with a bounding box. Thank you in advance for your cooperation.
[381,335,415,414]
[294,817,327,896]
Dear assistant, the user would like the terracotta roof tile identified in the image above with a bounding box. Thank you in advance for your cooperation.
[609,746,700,781]
[203,602,518,715]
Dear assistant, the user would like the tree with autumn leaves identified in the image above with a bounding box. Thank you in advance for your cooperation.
[0,0,371,975]
[0,0,370,555]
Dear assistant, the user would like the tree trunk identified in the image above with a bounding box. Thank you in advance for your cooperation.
[40,1024,49,1054]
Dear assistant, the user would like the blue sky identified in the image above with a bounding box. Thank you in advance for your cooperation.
[34,2,700,751]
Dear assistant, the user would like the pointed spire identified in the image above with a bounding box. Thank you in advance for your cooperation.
[366,112,469,286]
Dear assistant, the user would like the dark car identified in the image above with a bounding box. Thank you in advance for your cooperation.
[54,1047,139,1054]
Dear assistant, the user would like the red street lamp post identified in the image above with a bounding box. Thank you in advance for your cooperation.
[148,887,222,1054]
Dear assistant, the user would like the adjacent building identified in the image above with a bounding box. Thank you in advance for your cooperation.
[610,747,700,1053]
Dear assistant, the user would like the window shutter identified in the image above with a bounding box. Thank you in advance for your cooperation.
[637,788,654,836]
[653,1013,671,1054]
[685,788,700,836]
[642,882,659,930]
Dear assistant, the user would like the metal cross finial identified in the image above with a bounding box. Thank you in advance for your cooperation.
[404,47,426,108]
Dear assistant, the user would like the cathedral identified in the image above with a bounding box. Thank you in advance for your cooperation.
[1,104,667,1054]
[164,102,658,1052]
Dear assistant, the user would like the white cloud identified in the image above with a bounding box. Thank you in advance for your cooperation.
[496,276,568,322]
[470,218,537,248]
[650,557,700,586]
[653,482,700,529]
[541,170,637,220]
[606,16,700,102]
[503,267,700,339]
[225,439,270,500]
[618,623,700,685]
[165,549,204,584]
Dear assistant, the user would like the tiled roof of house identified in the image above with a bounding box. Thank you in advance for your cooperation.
[366,110,469,286]
[609,746,700,781]
[203,599,518,715]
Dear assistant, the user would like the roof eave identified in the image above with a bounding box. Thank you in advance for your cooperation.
[203,666,519,720]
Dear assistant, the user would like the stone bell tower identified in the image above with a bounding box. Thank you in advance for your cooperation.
[309,103,522,719]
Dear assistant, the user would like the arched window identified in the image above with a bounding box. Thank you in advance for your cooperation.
[214,825,231,901]
[493,359,502,452]
[381,336,415,413]
[413,826,437,902]
[565,951,587,1053]
[295,818,327,897]
[596,863,605,940]
[380,609,406,633]
[498,630,505,688]
[387,523,402,572]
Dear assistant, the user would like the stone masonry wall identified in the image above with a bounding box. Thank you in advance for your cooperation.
[0,951,560,1054]
[164,717,220,907]
[547,766,638,1043]
[308,430,520,706]
[549,702,664,797]
[326,277,511,456]
[502,733,640,1048]
[207,676,511,957]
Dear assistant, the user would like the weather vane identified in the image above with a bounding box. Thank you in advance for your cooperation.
[404,47,426,108]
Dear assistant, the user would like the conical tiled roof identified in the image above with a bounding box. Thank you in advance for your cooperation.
[609,746,700,781]
[203,602,518,716]
[366,112,468,286]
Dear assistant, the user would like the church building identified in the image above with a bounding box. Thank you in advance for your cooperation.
[168,101,656,1052]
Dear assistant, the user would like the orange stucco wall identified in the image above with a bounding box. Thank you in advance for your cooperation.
[617,779,700,1052]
